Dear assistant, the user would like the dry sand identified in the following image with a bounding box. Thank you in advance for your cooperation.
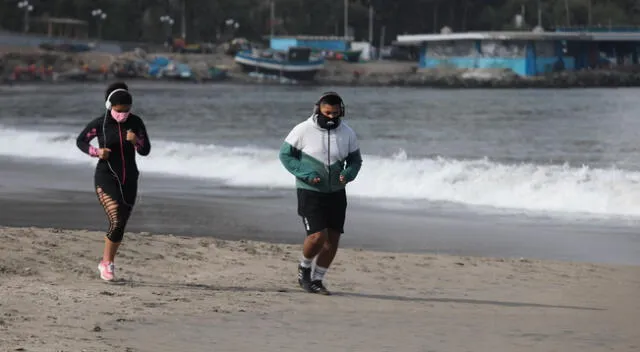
[1,226,639,352]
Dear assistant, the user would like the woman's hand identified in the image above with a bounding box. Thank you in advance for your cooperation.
[98,148,111,160]
[126,130,137,145]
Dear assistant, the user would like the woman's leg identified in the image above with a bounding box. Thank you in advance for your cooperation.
[95,186,132,252]
[94,174,136,280]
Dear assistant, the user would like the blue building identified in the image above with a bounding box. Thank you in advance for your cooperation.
[269,35,353,52]
[395,31,640,76]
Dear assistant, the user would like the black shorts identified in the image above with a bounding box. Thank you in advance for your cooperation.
[94,170,138,207]
[297,188,347,236]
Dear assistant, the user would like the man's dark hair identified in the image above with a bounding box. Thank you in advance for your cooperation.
[319,94,342,106]
[105,82,129,100]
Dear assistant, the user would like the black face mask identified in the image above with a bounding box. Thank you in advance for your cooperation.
[316,114,341,130]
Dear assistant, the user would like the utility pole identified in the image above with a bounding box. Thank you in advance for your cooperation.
[91,9,107,39]
[378,25,385,60]
[270,0,275,39]
[181,0,187,40]
[344,0,349,39]
[368,4,373,43]
[433,2,438,33]
[537,0,542,27]
[17,1,34,33]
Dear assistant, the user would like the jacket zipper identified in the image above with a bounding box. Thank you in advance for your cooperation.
[327,129,331,189]
[117,123,126,184]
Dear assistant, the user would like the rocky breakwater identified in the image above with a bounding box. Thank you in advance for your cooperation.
[0,46,233,83]
[317,61,640,89]
[112,49,232,81]
[0,46,115,82]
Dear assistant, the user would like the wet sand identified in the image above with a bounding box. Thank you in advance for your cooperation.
[1,157,640,266]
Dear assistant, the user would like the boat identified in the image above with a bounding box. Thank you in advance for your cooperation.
[161,62,193,80]
[234,47,324,81]
[147,56,193,80]
[316,49,363,63]
[206,66,230,82]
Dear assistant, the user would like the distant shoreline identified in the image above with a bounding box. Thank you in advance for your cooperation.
[3,45,640,89]
[5,71,640,89]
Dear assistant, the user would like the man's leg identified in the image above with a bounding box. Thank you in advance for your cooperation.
[297,189,328,291]
[308,190,347,295]
[303,229,328,261]
[310,229,341,295]
[298,227,328,290]
[315,229,341,272]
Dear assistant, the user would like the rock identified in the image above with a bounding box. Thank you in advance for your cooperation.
[316,66,640,89]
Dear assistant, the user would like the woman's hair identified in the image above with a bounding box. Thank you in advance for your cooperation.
[105,82,129,101]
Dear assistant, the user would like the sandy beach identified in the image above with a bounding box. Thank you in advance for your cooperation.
[1,225,639,352]
[2,82,640,351]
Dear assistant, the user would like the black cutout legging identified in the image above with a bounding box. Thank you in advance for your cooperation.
[95,172,137,243]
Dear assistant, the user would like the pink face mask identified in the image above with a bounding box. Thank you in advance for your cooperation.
[110,110,130,123]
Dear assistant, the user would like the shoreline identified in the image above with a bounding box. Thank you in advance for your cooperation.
[5,71,640,89]
[1,156,640,266]
[1,225,639,351]
[5,46,640,89]
[7,72,640,89]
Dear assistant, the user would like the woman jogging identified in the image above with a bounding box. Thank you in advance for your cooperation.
[76,82,151,282]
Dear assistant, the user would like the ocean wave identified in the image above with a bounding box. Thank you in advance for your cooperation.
[2,126,640,217]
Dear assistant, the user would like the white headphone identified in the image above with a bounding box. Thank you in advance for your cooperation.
[104,88,129,110]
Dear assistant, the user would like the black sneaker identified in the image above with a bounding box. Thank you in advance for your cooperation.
[297,264,312,289]
[308,280,331,296]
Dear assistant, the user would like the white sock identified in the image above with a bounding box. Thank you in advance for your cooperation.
[312,266,328,281]
[300,256,313,268]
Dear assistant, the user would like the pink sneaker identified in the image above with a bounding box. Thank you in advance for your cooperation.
[98,260,115,281]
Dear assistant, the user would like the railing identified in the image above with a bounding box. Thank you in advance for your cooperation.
[554,25,640,32]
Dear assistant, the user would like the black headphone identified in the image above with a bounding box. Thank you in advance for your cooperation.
[314,91,345,118]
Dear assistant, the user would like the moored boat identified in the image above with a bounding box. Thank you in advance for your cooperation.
[234,47,324,81]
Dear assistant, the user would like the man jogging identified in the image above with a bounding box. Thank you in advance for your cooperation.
[279,91,363,295]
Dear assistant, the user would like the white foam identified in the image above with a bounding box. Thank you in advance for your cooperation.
[2,126,640,218]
